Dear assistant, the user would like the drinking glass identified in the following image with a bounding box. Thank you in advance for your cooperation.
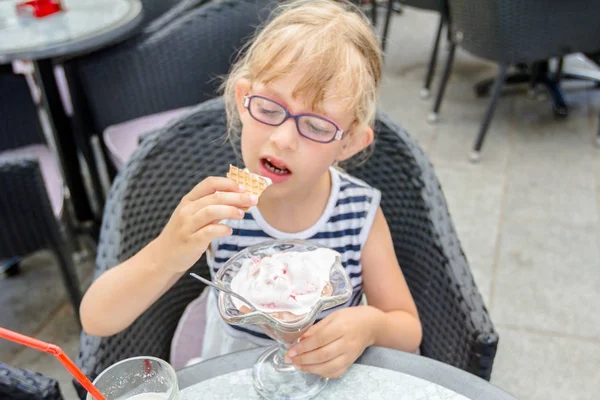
[86,356,179,400]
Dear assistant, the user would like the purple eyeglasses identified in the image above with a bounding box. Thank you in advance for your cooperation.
[243,95,344,144]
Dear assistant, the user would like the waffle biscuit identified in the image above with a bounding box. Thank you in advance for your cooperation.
[226,165,272,210]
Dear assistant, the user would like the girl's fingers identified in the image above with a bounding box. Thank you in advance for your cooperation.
[289,338,344,366]
[187,191,258,215]
[302,316,333,339]
[185,177,244,202]
[289,318,339,357]
[188,205,244,233]
[191,223,233,243]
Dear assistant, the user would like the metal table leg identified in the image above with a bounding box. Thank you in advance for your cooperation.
[32,58,99,224]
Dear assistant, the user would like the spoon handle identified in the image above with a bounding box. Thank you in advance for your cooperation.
[189,273,256,311]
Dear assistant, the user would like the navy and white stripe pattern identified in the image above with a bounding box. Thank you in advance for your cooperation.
[207,167,381,341]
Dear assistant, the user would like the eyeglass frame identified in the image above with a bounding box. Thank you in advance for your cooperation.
[243,95,345,144]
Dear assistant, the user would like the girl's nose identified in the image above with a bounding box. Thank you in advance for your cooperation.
[269,118,298,152]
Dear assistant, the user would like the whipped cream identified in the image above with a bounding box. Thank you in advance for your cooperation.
[230,248,338,315]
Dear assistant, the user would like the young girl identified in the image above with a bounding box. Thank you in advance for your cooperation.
[80,0,422,379]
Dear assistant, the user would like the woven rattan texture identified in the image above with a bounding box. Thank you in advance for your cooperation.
[348,112,497,379]
[0,73,45,151]
[137,0,182,28]
[67,0,274,133]
[0,156,58,258]
[0,363,63,400]
[448,0,600,63]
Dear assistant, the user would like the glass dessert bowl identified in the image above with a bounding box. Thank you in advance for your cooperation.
[215,239,353,400]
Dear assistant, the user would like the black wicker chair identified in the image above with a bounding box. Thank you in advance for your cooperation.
[140,0,212,33]
[138,0,184,27]
[0,71,82,319]
[381,0,448,99]
[74,97,497,397]
[0,363,63,400]
[63,0,274,186]
[429,0,600,160]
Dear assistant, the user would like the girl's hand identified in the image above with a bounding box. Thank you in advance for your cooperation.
[286,306,381,379]
[153,177,258,273]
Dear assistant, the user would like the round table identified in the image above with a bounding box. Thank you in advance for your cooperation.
[0,0,143,223]
[0,0,143,62]
[176,346,517,400]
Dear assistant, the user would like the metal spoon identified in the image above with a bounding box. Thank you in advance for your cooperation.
[189,272,257,312]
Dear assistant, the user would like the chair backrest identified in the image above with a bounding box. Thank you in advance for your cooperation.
[139,0,183,27]
[349,112,495,375]
[76,97,497,394]
[447,0,600,63]
[66,0,274,134]
[142,0,212,34]
[0,72,45,152]
[0,155,59,258]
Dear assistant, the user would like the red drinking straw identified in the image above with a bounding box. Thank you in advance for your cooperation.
[0,327,106,400]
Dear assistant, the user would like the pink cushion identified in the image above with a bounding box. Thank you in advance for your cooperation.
[170,287,209,370]
[103,107,192,169]
[0,144,64,217]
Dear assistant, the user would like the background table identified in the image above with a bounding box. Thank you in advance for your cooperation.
[0,0,143,62]
[0,0,143,224]
[177,347,517,400]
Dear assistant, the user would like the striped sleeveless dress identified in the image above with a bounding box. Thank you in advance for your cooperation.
[199,167,381,358]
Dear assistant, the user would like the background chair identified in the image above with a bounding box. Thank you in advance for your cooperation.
[62,0,274,194]
[0,70,82,319]
[429,0,600,160]
[381,0,448,99]
[0,363,63,400]
[138,0,188,27]
[75,96,497,397]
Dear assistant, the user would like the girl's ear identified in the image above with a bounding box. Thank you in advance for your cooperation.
[235,79,252,116]
[336,125,374,162]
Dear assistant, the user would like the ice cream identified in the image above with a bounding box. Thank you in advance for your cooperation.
[229,248,338,317]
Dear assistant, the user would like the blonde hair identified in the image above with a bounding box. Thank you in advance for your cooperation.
[222,0,382,144]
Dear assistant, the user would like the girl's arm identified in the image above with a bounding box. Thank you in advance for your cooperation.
[80,177,258,337]
[79,239,184,337]
[359,206,422,352]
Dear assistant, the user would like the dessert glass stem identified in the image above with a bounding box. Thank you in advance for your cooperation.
[273,340,299,372]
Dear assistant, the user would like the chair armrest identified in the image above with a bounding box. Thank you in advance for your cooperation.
[0,363,63,400]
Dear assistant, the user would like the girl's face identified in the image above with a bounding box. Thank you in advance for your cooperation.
[234,70,373,199]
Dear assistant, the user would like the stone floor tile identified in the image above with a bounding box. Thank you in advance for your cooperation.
[491,218,600,338]
[435,167,506,306]
[491,325,600,400]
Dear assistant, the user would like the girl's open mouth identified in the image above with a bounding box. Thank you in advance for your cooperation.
[259,157,292,183]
